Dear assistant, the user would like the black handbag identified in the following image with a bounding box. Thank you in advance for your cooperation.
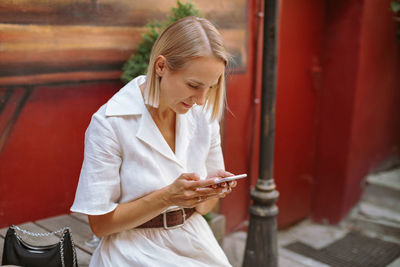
[2,225,78,267]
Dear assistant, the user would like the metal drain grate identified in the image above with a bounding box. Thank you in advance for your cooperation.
[284,231,400,267]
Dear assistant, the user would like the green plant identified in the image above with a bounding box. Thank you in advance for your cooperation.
[391,0,400,41]
[121,1,201,83]
[203,212,213,223]
[391,0,400,14]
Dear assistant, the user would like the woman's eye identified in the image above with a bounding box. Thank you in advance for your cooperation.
[188,84,198,89]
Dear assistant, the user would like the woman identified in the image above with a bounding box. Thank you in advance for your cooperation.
[71,16,236,266]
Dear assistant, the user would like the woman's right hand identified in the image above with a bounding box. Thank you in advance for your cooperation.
[162,173,223,208]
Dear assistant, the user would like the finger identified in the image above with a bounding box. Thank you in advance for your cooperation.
[188,177,219,189]
[201,183,219,189]
[206,181,225,188]
[192,195,207,206]
[184,186,224,201]
[195,187,224,196]
[182,173,200,181]
[228,180,237,188]
[224,171,234,177]
[195,187,215,194]
[196,195,202,203]
[214,169,234,178]
[194,194,220,205]
[212,181,227,188]
[212,169,226,177]
[218,187,231,198]
[211,183,223,189]
[220,182,228,188]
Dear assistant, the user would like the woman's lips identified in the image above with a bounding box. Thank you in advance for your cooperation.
[182,102,193,109]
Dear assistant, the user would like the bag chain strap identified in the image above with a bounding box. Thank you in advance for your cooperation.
[11,225,78,267]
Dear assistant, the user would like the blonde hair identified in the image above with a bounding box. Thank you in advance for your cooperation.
[143,16,228,121]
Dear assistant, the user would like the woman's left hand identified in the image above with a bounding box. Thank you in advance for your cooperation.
[194,169,237,215]
[206,169,237,199]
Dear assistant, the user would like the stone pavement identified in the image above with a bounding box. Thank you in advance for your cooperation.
[222,219,400,267]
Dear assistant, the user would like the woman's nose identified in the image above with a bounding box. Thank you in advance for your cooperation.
[194,88,208,105]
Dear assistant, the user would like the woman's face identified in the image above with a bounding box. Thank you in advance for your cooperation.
[156,55,225,114]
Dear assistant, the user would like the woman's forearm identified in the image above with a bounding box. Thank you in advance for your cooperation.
[88,187,170,237]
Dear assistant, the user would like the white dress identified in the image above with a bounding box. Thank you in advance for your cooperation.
[70,76,232,267]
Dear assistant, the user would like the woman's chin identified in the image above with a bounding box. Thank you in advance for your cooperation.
[176,108,190,114]
[174,103,193,114]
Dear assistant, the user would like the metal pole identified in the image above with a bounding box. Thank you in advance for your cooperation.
[243,0,279,266]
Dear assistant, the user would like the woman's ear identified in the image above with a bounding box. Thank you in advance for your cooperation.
[155,55,167,77]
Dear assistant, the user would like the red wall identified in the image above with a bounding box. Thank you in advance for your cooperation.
[346,0,400,209]
[312,0,400,223]
[312,0,364,223]
[0,82,119,226]
[274,0,324,227]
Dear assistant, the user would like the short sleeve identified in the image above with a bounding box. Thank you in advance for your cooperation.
[205,120,225,174]
[70,109,122,215]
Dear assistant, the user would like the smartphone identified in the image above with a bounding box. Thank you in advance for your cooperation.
[214,174,247,184]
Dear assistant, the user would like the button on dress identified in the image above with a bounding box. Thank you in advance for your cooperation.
[70,76,232,266]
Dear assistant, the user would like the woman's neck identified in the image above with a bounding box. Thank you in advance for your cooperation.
[139,83,176,152]
[148,105,175,122]
[139,83,175,121]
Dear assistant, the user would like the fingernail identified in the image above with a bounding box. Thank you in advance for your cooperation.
[214,178,220,183]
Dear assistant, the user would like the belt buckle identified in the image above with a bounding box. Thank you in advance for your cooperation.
[163,207,186,230]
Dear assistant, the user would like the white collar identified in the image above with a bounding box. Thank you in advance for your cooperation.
[105,75,146,116]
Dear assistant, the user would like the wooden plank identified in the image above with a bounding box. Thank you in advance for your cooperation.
[0,0,166,26]
[0,0,247,27]
[0,24,143,77]
[75,247,91,267]
[0,24,246,76]
[69,213,96,266]
[0,226,10,238]
[0,24,144,52]
[35,214,96,254]
[0,70,122,86]
[0,235,4,263]
[70,212,89,224]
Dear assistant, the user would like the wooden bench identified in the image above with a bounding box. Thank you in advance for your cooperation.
[0,213,94,267]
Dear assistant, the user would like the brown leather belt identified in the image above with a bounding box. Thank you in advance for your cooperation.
[137,207,196,229]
